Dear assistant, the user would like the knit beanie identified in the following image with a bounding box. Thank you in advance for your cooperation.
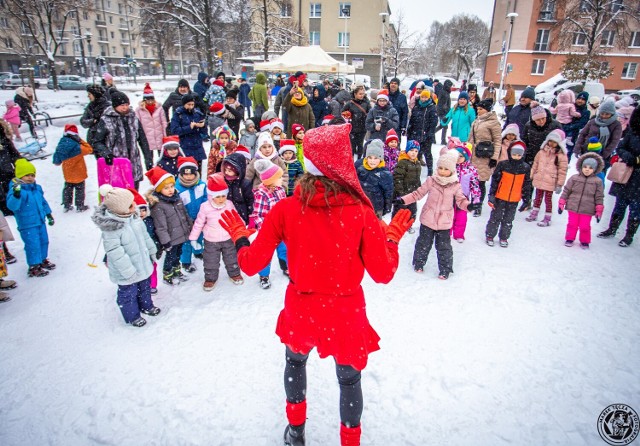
[385,128,399,145]
[5,99,15,107]
[510,141,526,156]
[587,136,603,152]
[256,132,275,151]
[145,166,175,192]
[291,123,305,136]
[521,86,536,100]
[270,119,284,131]
[63,124,79,137]
[244,119,256,130]
[102,72,113,82]
[142,83,154,99]
[207,173,228,197]
[177,156,198,175]
[437,150,458,173]
[477,98,494,111]
[209,102,224,115]
[502,123,520,140]
[254,159,283,186]
[530,105,546,121]
[419,89,431,100]
[177,79,190,89]
[86,84,105,98]
[404,140,420,152]
[110,91,130,108]
[14,158,36,178]
[226,89,238,100]
[181,93,196,105]
[576,91,590,102]
[99,184,134,216]
[458,91,469,101]
[598,98,617,116]
[455,144,472,162]
[589,96,601,107]
[582,157,598,169]
[213,79,225,87]
[468,84,477,92]
[365,139,384,159]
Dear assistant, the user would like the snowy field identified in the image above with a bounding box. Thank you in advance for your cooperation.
[0,84,639,446]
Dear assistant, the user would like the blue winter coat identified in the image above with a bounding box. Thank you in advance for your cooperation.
[193,72,209,98]
[504,104,531,135]
[355,160,394,215]
[156,152,180,176]
[170,106,208,161]
[6,180,52,230]
[92,205,157,286]
[441,104,476,142]
[204,84,226,105]
[238,83,252,108]
[310,85,330,127]
[284,159,305,196]
[53,135,81,165]
[388,89,409,132]
[175,178,207,219]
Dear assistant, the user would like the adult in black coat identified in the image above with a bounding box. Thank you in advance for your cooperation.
[13,87,36,137]
[223,90,245,137]
[310,85,330,127]
[407,93,438,173]
[80,84,111,148]
[0,120,22,215]
[599,106,640,246]
[503,87,536,135]
[162,79,207,131]
[389,77,409,134]
[435,79,453,144]
[342,85,371,159]
[221,153,254,224]
[169,94,208,172]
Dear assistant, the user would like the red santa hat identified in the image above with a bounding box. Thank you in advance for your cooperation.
[127,187,148,209]
[385,128,399,145]
[259,120,271,132]
[145,166,175,192]
[322,115,335,125]
[291,123,305,135]
[177,156,198,175]
[207,172,229,197]
[142,83,154,99]
[63,124,79,137]
[278,139,296,156]
[303,123,372,208]
[162,135,181,151]
[235,145,252,160]
[209,102,225,115]
[270,119,284,131]
[377,89,389,102]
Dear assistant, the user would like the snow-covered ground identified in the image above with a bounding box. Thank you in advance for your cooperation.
[0,87,638,446]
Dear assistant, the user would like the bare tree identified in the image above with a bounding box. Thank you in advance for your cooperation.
[384,11,423,77]
[250,0,306,61]
[139,10,180,80]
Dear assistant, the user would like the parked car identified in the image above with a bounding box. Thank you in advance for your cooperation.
[534,73,571,95]
[616,87,640,101]
[47,75,90,90]
[0,73,40,89]
[536,81,605,105]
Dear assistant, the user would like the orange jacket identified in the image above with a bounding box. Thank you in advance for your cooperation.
[62,140,93,184]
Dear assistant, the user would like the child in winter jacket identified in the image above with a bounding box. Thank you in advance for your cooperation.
[583,136,607,185]
[207,125,238,176]
[558,153,604,249]
[485,141,532,247]
[221,153,254,225]
[356,139,394,218]
[384,128,400,173]
[398,150,477,279]
[270,119,286,151]
[249,159,288,289]
[3,100,21,141]
[0,210,17,301]
[450,143,481,242]
[92,185,160,327]
[279,139,304,196]
[135,190,162,295]
[291,123,306,169]
[175,157,207,273]
[526,129,569,226]
[550,89,581,125]
[392,140,422,233]
[6,159,56,278]
[239,119,258,156]
[144,166,193,285]
[189,173,243,291]
[207,102,227,137]
[500,124,520,162]
[365,89,400,141]
[156,136,183,176]
[135,84,168,162]
[245,132,290,190]
[52,124,93,212]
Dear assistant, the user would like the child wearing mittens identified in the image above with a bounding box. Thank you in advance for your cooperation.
[52,124,93,212]
[527,129,568,227]
[92,185,160,327]
[189,173,243,291]
[392,140,422,233]
[450,143,481,242]
[558,153,605,249]
[397,150,479,279]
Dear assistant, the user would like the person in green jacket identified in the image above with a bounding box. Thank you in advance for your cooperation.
[248,72,269,119]
[440,91,476,143]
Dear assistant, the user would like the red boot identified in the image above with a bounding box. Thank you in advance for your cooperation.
[340,423,361,446]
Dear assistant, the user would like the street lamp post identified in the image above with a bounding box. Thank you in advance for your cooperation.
[498,12,518,107]
[177,23,184,76]
[85,31,94,84]
[379,12,389,88]
[342,8,350,64]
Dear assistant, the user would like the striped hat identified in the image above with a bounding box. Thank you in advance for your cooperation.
[254,159,283,186]
[587,136,602,152]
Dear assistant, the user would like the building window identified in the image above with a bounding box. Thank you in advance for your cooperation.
[112,46,116,54]
[106,0,111,10]
[622,62,638,79]
[70,25,78,35]
[280,1,292,17]
[0,17,8,27]
[3,37,13,49]
[539,0,555,21]
[280,33,291,46]
[109,16,113,24]
[59,44,67,55]
[132,48,136,55]
[611,0,623,12]
[600,61,610,72]
[534,29,550,51]
[531,59,546,75]
[143,48,147,58]
[310,3,321,18]
[601,30,615,47]
[110,31,115,38]
[118,3,123,14]
[339,2,351,17]
[120,31,126,39]
[338,32,350,47]
[309,31,320,45]
[20,22,29,34]
[630,31,640,47]
[73,41,81,52]
[83,11,89,20]
[95,0,100,9]
[573,32,586,45]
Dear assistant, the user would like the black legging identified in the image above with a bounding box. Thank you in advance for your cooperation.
[479,180,487,204]
[418,140,433,176]
[350,132,366,159]
[284,347,363,427]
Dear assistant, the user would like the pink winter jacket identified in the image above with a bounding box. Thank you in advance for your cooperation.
[189,198,236,243]
[401,176,470,230]
[3,105,21,126]
[135,102,167,152]
[531,144,568,191]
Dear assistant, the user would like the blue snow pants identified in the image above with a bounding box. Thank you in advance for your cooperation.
[258,242,287,277]
[19,223,49,266]
[180,233,204,265]
[117,277,153,324]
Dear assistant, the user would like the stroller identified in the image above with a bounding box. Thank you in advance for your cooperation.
[18,126,48,160]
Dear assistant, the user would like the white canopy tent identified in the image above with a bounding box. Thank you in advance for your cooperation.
[253,46,355,74]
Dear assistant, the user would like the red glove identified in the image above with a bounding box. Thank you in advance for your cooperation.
[595,204,604,222]
[384,208,414,244]
[558,198,566,212]
[219,209,256,243]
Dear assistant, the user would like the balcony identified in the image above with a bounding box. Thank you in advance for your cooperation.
[97,38,109,44]
[95,20,107,27]
[121,40,130,46]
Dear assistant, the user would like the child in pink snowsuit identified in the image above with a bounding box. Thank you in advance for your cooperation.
[384,128,400,173]
[550,89,581,125]
[3,100,22,141]
[558,153,604,249]
[450,144,481,242]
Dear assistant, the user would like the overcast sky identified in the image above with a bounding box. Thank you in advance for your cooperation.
[389,0,495,36]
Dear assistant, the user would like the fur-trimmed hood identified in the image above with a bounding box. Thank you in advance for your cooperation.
[540,129,567,153]
[144,189,160,207]
[92,204,133,231]
[576,152,604,174]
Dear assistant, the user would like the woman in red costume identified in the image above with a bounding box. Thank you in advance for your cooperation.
[220,123,413,446]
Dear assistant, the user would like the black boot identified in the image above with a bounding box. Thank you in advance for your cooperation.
[598,214,624,238]
[619,219,639,247]
[284,424,305,446]
[2,243,16,264]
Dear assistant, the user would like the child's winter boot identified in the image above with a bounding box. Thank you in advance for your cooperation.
[182,262,197,273]
[598,214,624,238]
[76,205,89,212]
[3,243,16,264]
[580,243,590,250]
[279,259,289,276]
[229,275,244,285]
[0,279,16,289]
[260,276,271,289]
[173,266,189,282]
[130,317,147,327]
[340,423,362,446]
[565,240,574,247]
[28,265,49,277]
[537,213,552,227]
[0,291,11,302]
[485,236,495,247]
[41,259,56,270]
[284,424,306,446]
[285,400,306,445]
[619,219,639,247]
[525,208,540,222]
[141,306,161,316]
[163,270,179,285]
[203,280,216,291]
[499,239,509,248]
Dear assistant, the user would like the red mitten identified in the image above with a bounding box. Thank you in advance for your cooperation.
[385,209,414,244]
[595,204,604,222]
[219,209,256,243]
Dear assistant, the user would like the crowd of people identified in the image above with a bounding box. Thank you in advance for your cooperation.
[1,69,640,446]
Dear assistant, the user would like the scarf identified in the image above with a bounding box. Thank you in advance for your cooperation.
[594,114,617,148]
[363,159,386,170]
[146,102,157,115]
[418,99,433,108]
[178,172,201,188]
[291,93,308,107]
[432,172,459,186]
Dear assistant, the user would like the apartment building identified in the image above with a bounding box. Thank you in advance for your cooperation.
[485,0,640,91]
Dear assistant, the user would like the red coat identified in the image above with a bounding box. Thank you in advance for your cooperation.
[235,181,399,370]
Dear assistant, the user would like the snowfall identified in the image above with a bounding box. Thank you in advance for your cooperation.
[0,76,638,446]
